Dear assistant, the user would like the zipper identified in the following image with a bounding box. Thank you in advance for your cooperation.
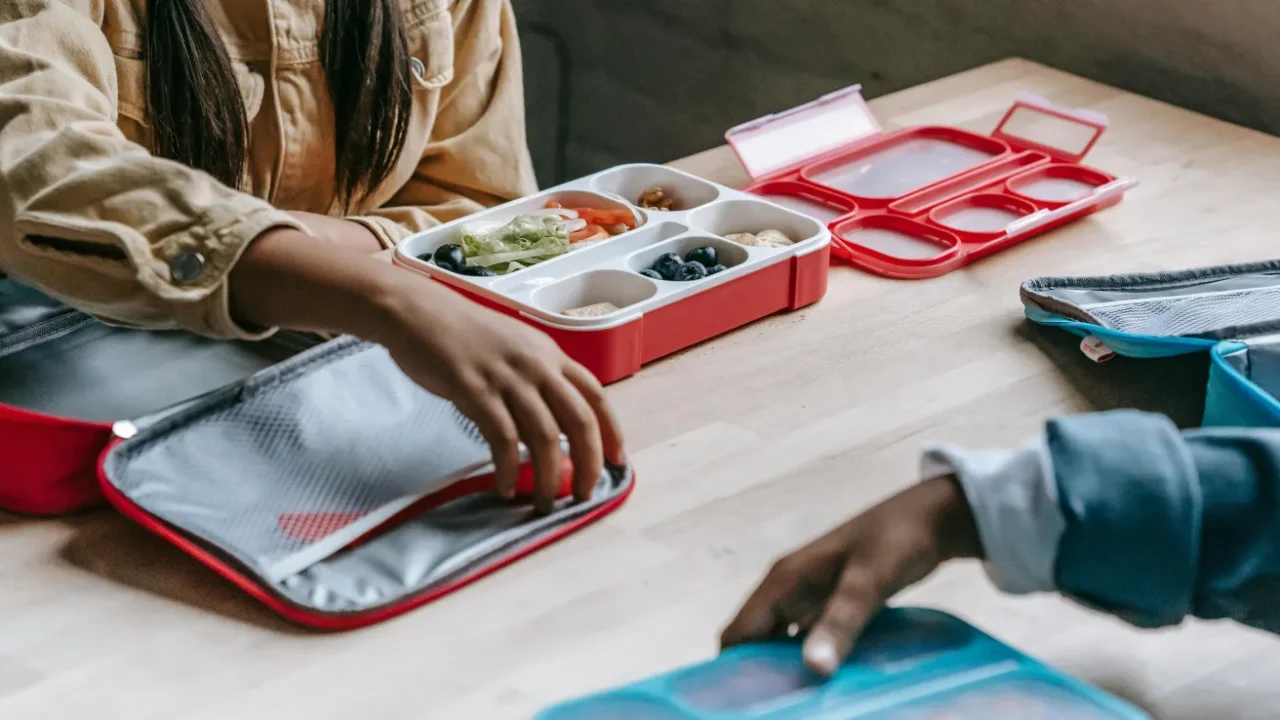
[0,309,95,360]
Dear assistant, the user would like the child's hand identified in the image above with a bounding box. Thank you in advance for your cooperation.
[232,228,626,515]
[374,276,626,514]
[720,477,982,675]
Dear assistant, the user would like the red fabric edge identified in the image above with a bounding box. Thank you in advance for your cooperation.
[96,439,635,630]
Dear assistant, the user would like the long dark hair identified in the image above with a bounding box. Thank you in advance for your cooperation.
[145,0,413,208]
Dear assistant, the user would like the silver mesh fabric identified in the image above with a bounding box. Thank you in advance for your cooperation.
[1084,287,1280,339]
[108,342,492,579]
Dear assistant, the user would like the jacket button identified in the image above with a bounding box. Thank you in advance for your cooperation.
[169,251,206,285]
[410,57,426,80]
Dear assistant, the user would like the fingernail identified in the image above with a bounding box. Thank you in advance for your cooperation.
[803,635,840,676]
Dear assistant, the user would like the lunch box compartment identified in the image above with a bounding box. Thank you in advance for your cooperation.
[531,269,659,318]
[1007,164,1112,207]
[803,127,1007,201]
[930,193,1039,240]
[625,235,751,276]
[749,179,858,224]
[591,164,721,211]
[487,222,690,296]
[890,151,1050,216]
[397,188,645,280]
[687,198,825,245]
[669,654,822,713]
[859,672,1125,719]
[835,215,961,264]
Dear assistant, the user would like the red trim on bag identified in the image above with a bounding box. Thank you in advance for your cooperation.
[0,402,112,515]
[96,439,634,630]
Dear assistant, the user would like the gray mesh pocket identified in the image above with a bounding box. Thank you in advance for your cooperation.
[106,341,494,581]
[1085,287,1280,339]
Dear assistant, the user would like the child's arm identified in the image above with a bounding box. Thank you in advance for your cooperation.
[938,410,1280,632]
[722,410,1280,675]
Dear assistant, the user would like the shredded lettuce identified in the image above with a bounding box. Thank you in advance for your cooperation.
[461,214,569,274]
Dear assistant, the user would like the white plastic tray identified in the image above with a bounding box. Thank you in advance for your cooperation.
[394,164,831,331]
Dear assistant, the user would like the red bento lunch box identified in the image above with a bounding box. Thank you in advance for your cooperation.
[393,167,831,385]
[727,86,1137,279]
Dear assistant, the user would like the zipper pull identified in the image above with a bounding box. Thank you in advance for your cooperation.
[112,420,138,440]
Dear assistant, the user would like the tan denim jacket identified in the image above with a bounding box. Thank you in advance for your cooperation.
[0,0,536,338]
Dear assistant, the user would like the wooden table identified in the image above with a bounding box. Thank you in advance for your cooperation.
[5,58,1280,720]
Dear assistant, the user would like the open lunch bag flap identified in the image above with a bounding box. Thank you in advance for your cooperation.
[0,277,634,629]
[1021,258,1280,428]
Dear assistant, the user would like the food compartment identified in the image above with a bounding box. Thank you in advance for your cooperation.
[849,608,978,670]
[490,222,689,296]
[749,180,857,223]
[396,189,643,280]
[669,653,823,713]
[1006,164,1112,207]
[929,193,1038,240]
[592,163,721,212]
[539,694,696,720]
[803,127,1008,201]
[861,673,1131,719]
[530,269,659,320]
[835,215,961,264]
[688,198,825,250]
[626,235,750,284]
[890,151,1049,215]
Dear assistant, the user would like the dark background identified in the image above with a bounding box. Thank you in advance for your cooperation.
[518,0,1280,187]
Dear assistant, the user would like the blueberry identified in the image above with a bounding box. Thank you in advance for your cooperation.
[652,253,683,281]
[460,265,497,277]
[433,244,466,271]
[706,264,728,276]
[685,246,717,267]
[675,261,708,282]
[639,269,663,280]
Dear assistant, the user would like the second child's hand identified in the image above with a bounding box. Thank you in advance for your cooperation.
[720,477,982,675]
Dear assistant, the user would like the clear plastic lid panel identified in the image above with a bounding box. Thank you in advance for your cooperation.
[726,86,883,180]
[671,655,822,713]
[1016,177,1099,203]
[846,227,952,261]
[810,139,998,199]
[869,676,1125,720]
[761,194,849,223]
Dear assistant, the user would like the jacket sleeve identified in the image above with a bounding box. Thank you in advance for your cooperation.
[0,1,305,338]
[347,0,538,248]
[930,410,1280,636]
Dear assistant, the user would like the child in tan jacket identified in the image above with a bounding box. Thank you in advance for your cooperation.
[0,0,624,509]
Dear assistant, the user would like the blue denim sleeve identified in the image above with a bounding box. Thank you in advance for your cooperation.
[1049,410,1280,634]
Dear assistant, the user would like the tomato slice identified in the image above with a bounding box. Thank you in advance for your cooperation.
[574,208,636,228]
[569,224,610,243]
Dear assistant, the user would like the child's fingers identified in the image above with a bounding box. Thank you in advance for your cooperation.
[564,362,626,467]
[802,563,882,675]
[465,392,522,499]
[506,385,566,515]
[720,557,808,649]
[540,373,604,503]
